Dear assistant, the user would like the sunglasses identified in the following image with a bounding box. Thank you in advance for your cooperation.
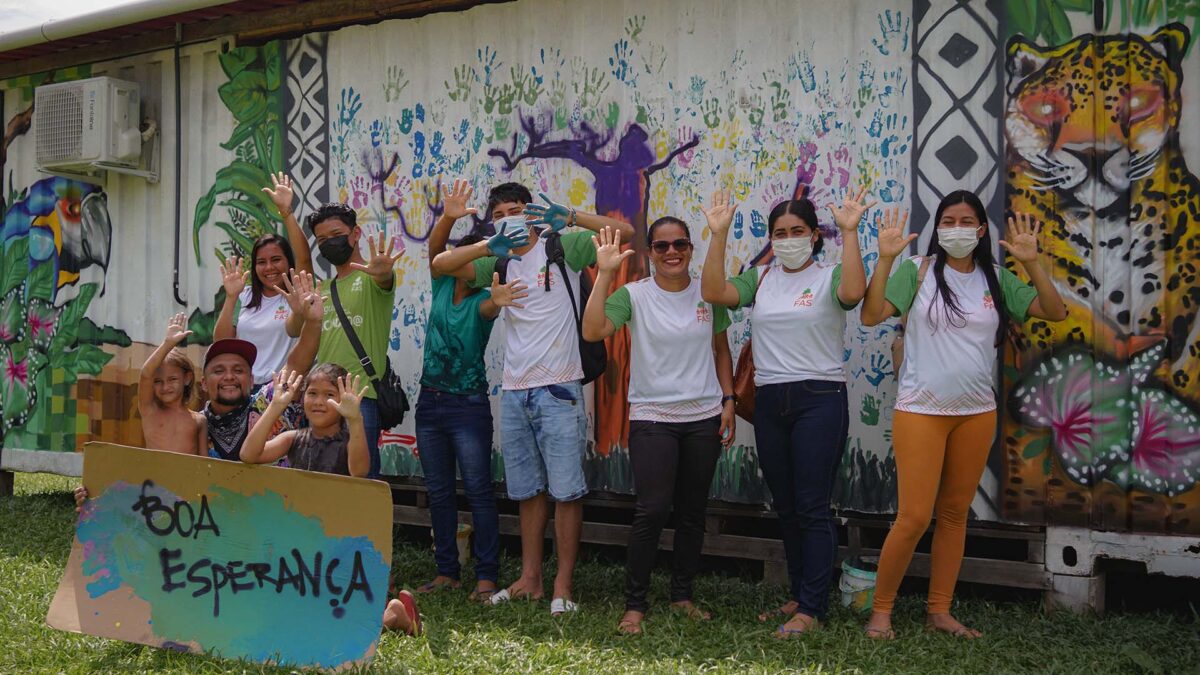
[650,238,693,254]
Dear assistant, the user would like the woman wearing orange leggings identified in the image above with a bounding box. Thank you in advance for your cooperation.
[859,191,1066,638]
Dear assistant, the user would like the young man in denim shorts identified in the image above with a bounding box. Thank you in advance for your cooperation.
[431,182,631,614]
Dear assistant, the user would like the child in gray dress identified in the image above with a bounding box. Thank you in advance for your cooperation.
[241,362,422,635]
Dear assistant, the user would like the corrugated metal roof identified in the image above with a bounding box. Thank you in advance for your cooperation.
[0,0,303,63]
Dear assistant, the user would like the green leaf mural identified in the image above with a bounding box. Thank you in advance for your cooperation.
[188,41,286,345]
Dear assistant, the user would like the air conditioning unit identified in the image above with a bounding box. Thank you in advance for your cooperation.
[35,77,143,172]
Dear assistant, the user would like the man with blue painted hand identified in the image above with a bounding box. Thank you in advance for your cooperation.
[432,182,633,616]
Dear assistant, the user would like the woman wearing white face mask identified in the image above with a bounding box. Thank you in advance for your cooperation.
[859,190,1066,640]
[701,188,873,636]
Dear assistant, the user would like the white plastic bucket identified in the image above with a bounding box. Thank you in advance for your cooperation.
[839,556,878,611]
[429,523,474,567]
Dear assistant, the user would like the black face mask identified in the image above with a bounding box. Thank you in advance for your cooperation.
[319,235,354,265]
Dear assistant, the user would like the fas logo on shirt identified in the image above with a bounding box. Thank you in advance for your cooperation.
[695,301,711,324]
[535,264,557,289]
[793,288,814,307]
[982,290,994,309]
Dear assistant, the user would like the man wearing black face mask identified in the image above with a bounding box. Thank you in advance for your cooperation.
[303,203,404,478]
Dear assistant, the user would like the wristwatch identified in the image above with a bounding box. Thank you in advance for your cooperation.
[721,395,736,405]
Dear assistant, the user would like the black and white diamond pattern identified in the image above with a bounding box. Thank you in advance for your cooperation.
[911,0,1006,521]
[911,0,1004,248]
[284,33,330,218]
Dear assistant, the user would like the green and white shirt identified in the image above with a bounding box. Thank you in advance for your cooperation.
[885,256,1036,415]
[730,261,853,386]
[605,277,730,423]
[470,231,595,390]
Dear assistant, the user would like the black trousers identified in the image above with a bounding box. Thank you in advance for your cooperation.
[624,415,722,613]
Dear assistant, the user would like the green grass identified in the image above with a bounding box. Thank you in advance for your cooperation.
[2,473,1198,674]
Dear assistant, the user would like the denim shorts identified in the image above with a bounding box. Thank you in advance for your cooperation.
[499,380,588,502]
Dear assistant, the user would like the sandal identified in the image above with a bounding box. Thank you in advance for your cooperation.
[758,600,799,623]
[416,578,461,593]
[488,586,544,605]
[774,613,818,639]
[396,590,422,636]
[925,616,982,639]
[670,602,712,621]
[550,598,579,616]
[617,611,644,635]
[864,626,896,641]
[469,585,498,603]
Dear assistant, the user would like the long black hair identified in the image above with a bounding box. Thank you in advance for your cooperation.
[925,190,1007,346]
[246,234,297,310]
[768,199,824,257]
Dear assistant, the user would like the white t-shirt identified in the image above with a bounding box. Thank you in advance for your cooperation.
[886,256,1036,415]
[471,232,595,390]
[234,289,295,385]
[605,277,729,422]
[731,261,852,386]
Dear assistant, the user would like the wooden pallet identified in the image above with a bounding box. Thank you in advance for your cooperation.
[387,478,1050,591]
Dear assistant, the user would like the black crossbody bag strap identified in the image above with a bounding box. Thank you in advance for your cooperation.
[329,278,379,381]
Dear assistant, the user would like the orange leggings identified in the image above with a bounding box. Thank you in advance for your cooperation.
[872,409,995,616]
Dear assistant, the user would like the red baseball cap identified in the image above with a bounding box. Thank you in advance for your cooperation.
[204,338,257,370]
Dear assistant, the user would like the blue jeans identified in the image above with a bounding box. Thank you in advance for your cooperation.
[499,381,588,502]
[360,397,381,479]
[753,380,848,621]
[415,387,500,583]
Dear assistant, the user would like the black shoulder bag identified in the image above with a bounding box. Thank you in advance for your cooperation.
[329,279,410,428]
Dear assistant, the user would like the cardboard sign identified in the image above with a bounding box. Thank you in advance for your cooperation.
[48,443,393,670]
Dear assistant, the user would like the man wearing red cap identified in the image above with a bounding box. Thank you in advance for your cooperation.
[202,274,323,460]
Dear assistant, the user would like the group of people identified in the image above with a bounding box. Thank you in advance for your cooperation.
[76,166,1067,641]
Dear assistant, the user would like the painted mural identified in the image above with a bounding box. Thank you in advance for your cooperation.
[1,0,1199,534]
[315,1,914,506]
[1001,4,1200,533]
[0,68,134,457]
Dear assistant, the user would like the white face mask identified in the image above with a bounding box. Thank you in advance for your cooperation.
[772,237,813,269]
[496,214,528,236]
[939,227,981,259]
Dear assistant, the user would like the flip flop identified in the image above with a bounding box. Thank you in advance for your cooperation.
[469,586,498,603]
[396,590,422,636]
[416,579,461,593]
[865,626,896,640]
[617,617,643,635]
[774,614,818,639]
[550,598,579,616]
[758,601,799,623]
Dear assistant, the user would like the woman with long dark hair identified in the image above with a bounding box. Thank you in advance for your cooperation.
[860,190,1066,639]
[214,173,314,388]
[583,218,735,635]
[701,187,874,636]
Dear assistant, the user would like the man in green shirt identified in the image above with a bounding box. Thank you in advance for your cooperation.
[302,202,402,478]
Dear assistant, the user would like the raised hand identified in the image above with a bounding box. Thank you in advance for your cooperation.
[828,185,877,233]
[486,218,530,260]
[271,366,304,407]
[877,207,916,259]
[164,312,192,346]
[592,225,633,273]
[221,256,247,298]
[350,234,404,284]
[1000,212,1041,263]
[302,277,324,322]
[702,189,738,237]
[441,178,478,221]
[489,272,529,309]
[523,192,573,232]
[328,374,369,421]
[277,268,307,313]
[261,172,295,218]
